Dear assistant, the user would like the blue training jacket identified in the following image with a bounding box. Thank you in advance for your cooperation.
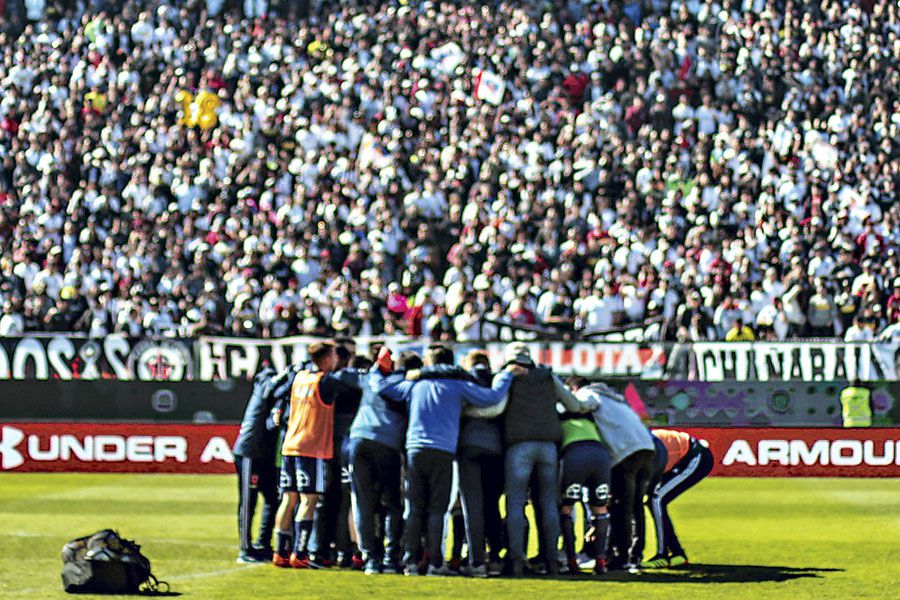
[335,369,408,452]
[374,370,514,454]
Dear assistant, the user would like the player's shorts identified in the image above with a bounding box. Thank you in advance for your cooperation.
[280,456,329,494]
[560,441,612,507]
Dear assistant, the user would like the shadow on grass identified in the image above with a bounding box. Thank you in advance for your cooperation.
[554,563,843,584]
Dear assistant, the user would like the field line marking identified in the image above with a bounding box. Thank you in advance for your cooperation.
[5,531,233,549]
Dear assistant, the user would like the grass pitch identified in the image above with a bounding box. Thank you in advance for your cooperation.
[0,474,897,599]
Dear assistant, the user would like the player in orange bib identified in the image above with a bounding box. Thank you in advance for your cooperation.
[271,341,346,569]
[642,429,714,569]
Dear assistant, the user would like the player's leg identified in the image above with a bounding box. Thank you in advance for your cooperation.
[309,453,342,566]
[481,453,505,572]
[558,448,583,571]
[607,455,635,569]
[273,456,300,566]
[350,439,381,571]
[504,442,534,576]
[586,444,612,574]
[424,449,455,574]
[403,450,428,574]
[458,447,487,571]
[235,456,255,560]
[380,444,404,572]
[655,443,715,565]
[334,437,356,567]
[627,450,655,567]
[255,458,279,557]
[533,441,561,575]
[292,457,327,566]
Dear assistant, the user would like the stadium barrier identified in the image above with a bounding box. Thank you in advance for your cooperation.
[0,334,899,382]
[0,335,899,427]
[2,423,898,477]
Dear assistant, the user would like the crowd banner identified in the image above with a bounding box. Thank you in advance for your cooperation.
[196,335,427,381]
[0,336,898,383]
[0,423,236,474]
[686,342,900,382]
[680,427,900,477]
[0,335,193,381]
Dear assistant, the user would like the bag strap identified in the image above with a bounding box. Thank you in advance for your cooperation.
[139,574,171,595]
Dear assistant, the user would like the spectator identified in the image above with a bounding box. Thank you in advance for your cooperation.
[725,318,756,342]
[0,0,894,342]
[844,316,874,342]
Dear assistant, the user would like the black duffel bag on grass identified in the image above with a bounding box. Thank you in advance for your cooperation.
[61,529,168,594]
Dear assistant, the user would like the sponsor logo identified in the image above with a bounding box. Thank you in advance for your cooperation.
[722,439,900,467]
[0,429,234,471]
[0,426,25,470]
[128,340,193,381]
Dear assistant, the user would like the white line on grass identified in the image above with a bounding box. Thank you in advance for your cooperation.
[6,531,234,549]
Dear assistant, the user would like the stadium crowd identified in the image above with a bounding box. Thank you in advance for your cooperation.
[0,0,897,342]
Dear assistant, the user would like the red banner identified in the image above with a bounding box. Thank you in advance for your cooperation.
[2,423,899,477]
[0,422,239,474]
[677,427,900,477]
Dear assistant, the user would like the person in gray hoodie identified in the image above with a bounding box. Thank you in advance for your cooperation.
[501,342,596,576]
[570,378,656,572]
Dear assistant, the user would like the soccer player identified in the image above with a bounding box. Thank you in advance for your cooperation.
[414,349,507,577]
[455,350,506,577]
[271,341,347,569]
[309,342,360,567]
[501,344,595,577]
[642,429,714,568]
[232,364,279,563]
[557,398,613,575]
[570,378,656,572]
[376,345,517,577]
[341,349,415,574]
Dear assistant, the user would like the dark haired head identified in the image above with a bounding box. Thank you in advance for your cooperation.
[349,354,374,370]
[426,344,454,366]
[399,351,424,370]
[308,341,336,364]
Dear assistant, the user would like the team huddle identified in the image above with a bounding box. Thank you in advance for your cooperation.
[231,340,714,577]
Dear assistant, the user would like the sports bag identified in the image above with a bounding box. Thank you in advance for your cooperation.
[61,529,167,594]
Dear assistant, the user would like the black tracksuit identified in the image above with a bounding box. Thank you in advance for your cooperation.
[233,366,281,553]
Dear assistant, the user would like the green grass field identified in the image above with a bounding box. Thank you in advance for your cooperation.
[0,474,897,599]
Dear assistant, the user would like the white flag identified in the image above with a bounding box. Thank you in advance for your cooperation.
[475,70,506,105]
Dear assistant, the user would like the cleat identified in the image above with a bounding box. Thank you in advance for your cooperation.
[564,558,579,574]
[237,551,265,564]
[350,555,365,570]
[426,564,459,577]
[308,555,334,568]
[382,560,401,574]
[487,560,503,576]
[669,554,689,568]
[641,555,670,569]
[462,564,488,578]
[623,562,641,574]
[272,554,292,568]
[404,565,421,577]
[593,558,608,575]
[289,554,313,569]
[252,545,274,561]
[364,558,381,575]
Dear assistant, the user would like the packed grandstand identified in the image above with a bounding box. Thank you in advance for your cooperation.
[0,0,897,342]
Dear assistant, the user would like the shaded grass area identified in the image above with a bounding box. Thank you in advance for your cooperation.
[0,474,897,599]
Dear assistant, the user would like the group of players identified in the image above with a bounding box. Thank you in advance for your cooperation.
[231,339,714,577]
